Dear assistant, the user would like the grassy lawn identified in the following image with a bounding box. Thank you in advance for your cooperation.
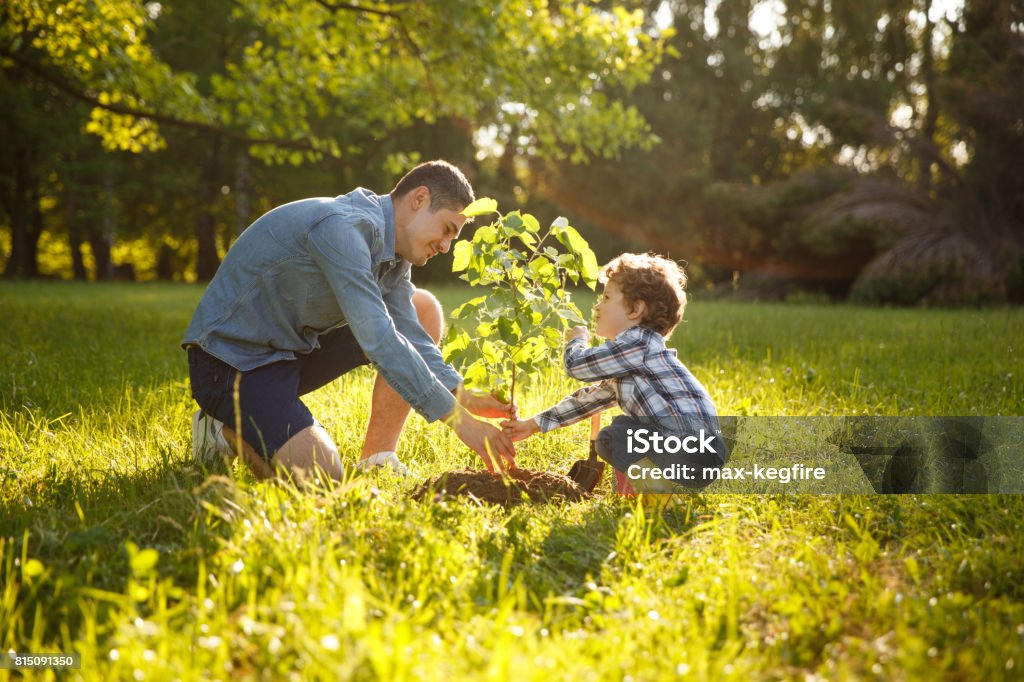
[1,281,1022,680]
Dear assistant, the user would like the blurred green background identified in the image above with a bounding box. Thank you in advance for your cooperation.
[1,0,1022,305]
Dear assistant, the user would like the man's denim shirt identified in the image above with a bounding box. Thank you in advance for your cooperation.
[182,188,461,422]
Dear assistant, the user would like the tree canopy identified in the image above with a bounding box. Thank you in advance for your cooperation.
[2,0,666,161]
[2,0,1021,304]
[535,0,1023,304]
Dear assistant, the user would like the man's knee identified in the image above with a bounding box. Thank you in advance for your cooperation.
[412,288,443,343]
[272,425,344,483]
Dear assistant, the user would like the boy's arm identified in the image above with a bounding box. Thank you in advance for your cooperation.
[562,332,647,382]
[534,381,618,433]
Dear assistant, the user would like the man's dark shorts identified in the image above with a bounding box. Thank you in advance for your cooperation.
[187,325,369,461]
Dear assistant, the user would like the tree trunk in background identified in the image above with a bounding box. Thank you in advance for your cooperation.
[3,149,41,279]
[64,176,88,280]
[67,217,88,280]
[917,0,937,195]
[3,159,29,278]
[27,185,43,277]
[195,136,222,280]
[235,150,251,237]
[90,169,117,281]
[87,224,111,281]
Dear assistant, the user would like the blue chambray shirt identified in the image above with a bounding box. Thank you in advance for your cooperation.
[181,188,462,422]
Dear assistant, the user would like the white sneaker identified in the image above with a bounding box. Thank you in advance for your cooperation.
[354,451,410,477]
[191,409,233,466]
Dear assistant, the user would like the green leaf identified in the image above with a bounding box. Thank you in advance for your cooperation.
[474,225,498,246]
[498,317,520,345]
[513,337,546,370]
[462,197,498,217]
[442,329,470,363]
[544,326,564,348]
[502,213,524,233]
[553,222,590,255]
[463,359,489,389]
[522,213,541,233]
[529,258,556,282]
[580,248,599,289]
[452,240,472,272]
[451,296,486,319]
[563,307,586,325]
[482,340,504,364]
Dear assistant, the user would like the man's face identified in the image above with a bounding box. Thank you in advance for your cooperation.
[398,194,468,266]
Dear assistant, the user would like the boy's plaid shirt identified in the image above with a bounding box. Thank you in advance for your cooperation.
[534,325,719,433]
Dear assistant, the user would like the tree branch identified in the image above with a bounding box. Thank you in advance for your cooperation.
[1,47,319,152]
[313,0,403,19]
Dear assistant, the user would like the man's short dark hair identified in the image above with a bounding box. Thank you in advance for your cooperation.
[391,160,475,212]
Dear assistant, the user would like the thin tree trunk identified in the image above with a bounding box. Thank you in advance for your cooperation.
[64,180,88,280]
[88,223,112,282]
[91,168,117,281]
[26,184,43,277]
[235,150,251,238]
[195,136,222,280]
[4,149,36,278]
[918,0,938,195]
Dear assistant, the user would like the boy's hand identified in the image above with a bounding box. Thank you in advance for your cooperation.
[567,325,590,343]
[457,387,518,419]
[501,417,541,442]
[446,405,517,473]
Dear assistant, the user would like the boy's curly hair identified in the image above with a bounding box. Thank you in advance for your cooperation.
[600,253,688,337]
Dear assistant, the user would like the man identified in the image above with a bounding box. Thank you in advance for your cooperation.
[182,160,516,482]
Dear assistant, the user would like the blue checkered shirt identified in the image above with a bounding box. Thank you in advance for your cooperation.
[535,325,719,433]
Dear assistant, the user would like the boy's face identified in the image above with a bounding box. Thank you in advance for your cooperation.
[593,280,643,338]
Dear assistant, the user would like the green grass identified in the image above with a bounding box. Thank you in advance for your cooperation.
[1,281,1022,680]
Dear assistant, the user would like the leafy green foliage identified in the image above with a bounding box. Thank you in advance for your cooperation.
[442,203,597,403]
[1,0,668,163]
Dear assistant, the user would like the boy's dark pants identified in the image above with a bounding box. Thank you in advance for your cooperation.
[594,415,727,491]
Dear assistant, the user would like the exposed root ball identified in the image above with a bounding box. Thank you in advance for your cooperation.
[410,468,591,506]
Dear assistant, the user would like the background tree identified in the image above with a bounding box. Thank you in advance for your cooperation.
[531,0,1023,304]
[2,1,1019,303]
[1,0,669,280]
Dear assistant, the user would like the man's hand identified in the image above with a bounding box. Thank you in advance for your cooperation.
[501,417,540,442]
[446,406,517,473]
[567,325,590,343]
[457,387,518,419]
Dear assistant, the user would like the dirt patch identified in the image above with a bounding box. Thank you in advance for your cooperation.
[410,468,591,506]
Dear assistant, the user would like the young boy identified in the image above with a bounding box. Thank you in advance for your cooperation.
[501,253,725,493]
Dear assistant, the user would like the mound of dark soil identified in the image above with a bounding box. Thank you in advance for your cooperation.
[410,468,591,506]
